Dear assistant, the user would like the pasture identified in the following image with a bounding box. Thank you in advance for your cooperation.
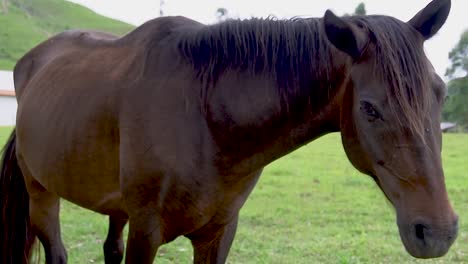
[0,127,466,263]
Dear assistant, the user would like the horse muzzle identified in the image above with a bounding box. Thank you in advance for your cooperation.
[398,215,458,258]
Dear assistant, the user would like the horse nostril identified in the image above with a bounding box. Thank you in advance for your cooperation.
[415,224,426,241]
[449,218,459,241]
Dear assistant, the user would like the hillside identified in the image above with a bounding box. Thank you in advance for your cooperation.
[0,0,135,70]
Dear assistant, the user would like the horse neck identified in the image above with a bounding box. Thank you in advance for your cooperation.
[206,53,351,174]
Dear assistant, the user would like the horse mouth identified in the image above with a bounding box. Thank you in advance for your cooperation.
[397,217,458,258]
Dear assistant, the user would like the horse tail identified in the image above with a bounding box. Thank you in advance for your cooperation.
[0,129,36,264]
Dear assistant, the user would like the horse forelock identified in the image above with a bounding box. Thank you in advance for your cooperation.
[349,15,432,137]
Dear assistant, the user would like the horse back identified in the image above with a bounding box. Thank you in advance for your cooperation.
[13,30,119,100]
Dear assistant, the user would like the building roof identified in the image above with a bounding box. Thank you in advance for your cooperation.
[441,122,457,131]
[0,90,15,97]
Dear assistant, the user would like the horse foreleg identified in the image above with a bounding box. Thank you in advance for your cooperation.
[188,214,239,264]
[104,215,128,264]
[124,214,163,264]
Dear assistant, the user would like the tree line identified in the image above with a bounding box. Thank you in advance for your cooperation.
[444,30,467,132]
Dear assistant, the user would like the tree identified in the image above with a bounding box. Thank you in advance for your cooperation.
[442,77,468,131]
[443,29,468,131]
[216,7,228,22]
[160,0,165,17]
[445,29,468,79]
[1,0,8,13]
[354,3,366,16]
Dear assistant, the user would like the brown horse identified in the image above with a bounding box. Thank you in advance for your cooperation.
[0,0,458,263]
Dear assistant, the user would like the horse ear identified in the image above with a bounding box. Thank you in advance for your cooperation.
[408,0,451,40]
[323,10,368,60]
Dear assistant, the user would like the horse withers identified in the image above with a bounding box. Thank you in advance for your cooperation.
[0,0,458,263]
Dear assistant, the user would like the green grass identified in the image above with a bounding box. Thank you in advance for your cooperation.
[0,127,466,263]
[0,0,134,70]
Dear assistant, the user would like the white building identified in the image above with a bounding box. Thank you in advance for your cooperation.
[0,71,17,126]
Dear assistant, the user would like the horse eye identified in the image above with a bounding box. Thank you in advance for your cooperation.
[360,101,381,120]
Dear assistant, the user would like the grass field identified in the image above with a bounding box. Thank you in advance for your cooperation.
[0,127,466,263]
[0,0,134,70]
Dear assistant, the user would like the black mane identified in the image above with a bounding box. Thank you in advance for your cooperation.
[177,17,336,107]
[176,15,431,134]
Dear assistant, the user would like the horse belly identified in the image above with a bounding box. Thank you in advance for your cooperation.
[18,123,123,215]
[16,66,124,216]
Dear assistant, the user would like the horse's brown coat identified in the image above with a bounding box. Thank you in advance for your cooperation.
[0,0,458,263]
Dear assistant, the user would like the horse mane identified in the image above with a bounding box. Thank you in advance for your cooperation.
[176,15,431,135]
[176,17,337,110]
